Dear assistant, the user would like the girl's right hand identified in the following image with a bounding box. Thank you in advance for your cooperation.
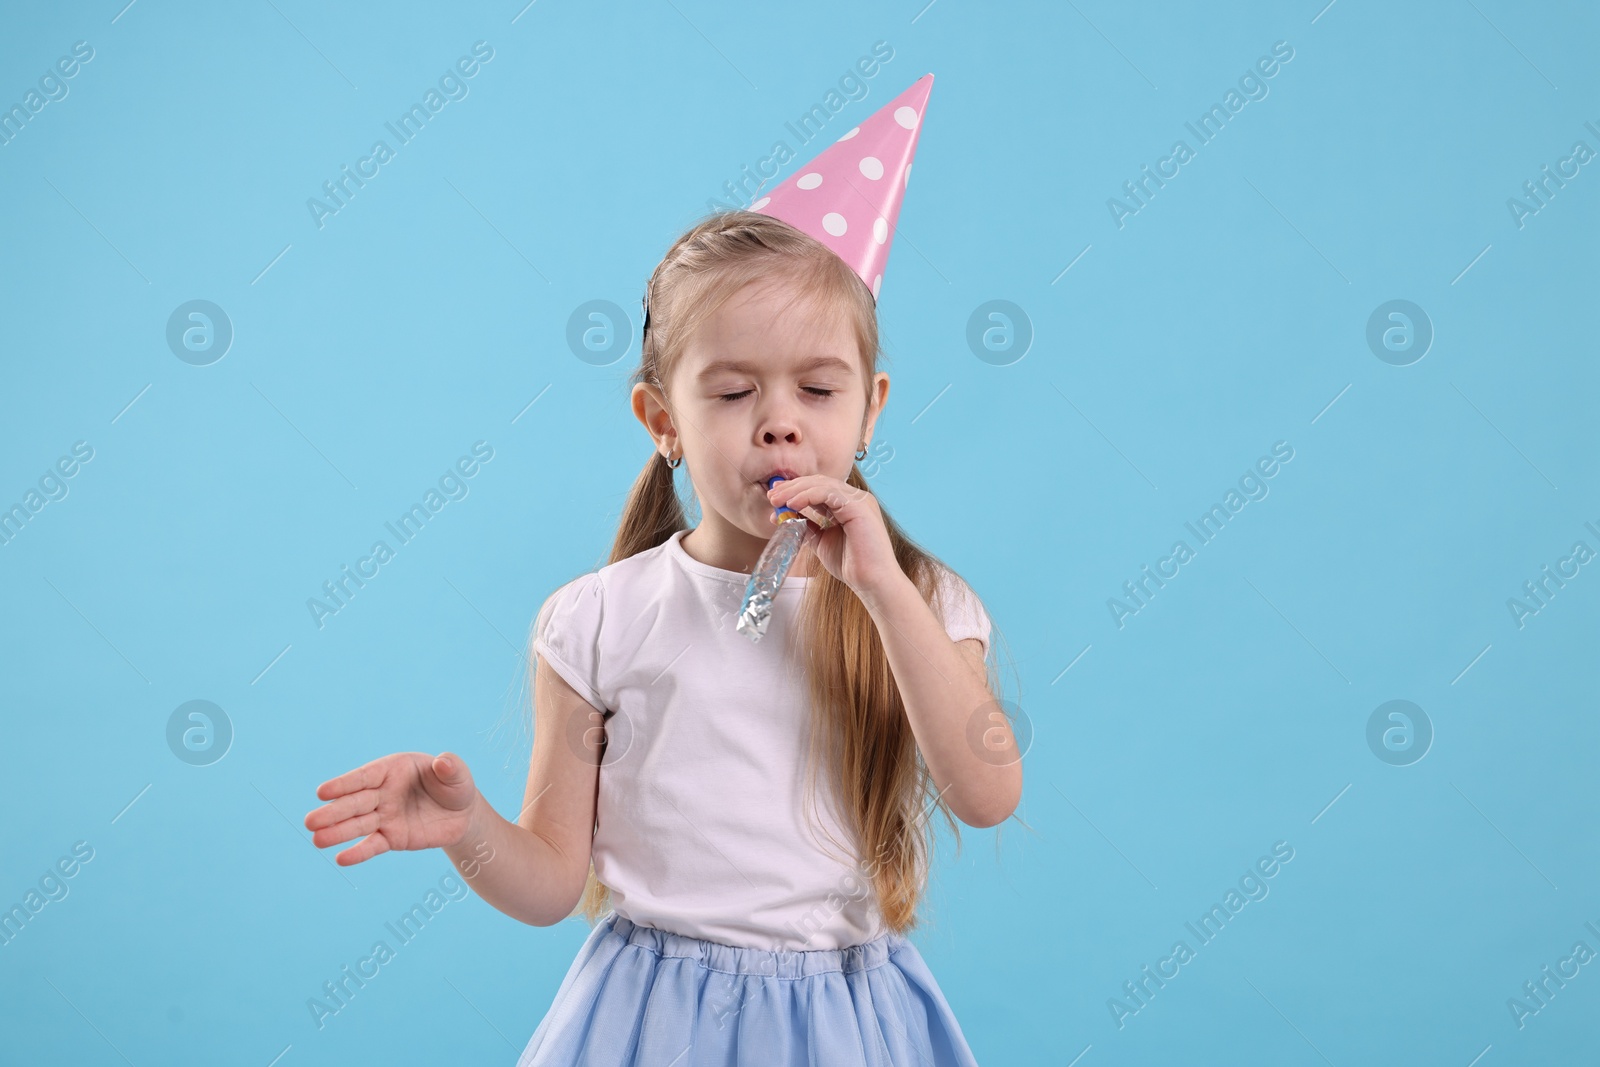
[304,752,480,866]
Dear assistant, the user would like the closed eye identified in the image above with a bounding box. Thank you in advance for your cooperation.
[718,388,835,403]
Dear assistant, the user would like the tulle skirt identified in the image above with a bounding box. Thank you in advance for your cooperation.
[515,912,981,1066]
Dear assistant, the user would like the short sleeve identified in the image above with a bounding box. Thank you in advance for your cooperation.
[532,571,607,711]
[934,568,991,658]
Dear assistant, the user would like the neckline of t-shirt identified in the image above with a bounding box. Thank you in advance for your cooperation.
[666,528,812,586]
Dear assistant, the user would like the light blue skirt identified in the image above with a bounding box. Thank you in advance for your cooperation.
[516,912,981,1066]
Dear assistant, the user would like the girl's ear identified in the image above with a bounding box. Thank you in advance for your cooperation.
[631,382,677,456]
[862,372,890,438]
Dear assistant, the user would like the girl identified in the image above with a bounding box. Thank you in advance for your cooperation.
[306,78,1021,1066]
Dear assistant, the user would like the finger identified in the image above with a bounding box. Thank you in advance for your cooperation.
[433,752,468,781]
[313,810,383,850]
[768,484,815,509]
[771,506,831,528]
[772,485,866,521]
[771,487,833,526]
[770,477,865,505]
[766,475,831,505]
[305,787,380,832]
[431,752,473,791]
[315,758,390,801]
[335,830,392,867]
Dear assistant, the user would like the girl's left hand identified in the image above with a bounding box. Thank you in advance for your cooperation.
[766,475,902,599]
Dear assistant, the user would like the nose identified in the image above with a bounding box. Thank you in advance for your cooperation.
[756,395,803,445]
[761,425,799,445]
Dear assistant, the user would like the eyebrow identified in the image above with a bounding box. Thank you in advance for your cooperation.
[695,355,856,382]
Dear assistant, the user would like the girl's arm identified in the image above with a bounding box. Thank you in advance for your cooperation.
[442,652,603,927]
[861,577,1022,829]
[761,475,1021,830]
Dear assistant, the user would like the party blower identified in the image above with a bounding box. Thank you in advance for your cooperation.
[735,475,818,642]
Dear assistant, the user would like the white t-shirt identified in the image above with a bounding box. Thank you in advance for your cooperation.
[532,528,992,951]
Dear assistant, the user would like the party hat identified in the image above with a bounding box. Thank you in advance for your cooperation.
[749,73,933,302]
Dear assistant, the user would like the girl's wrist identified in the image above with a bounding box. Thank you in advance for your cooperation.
[856,569,917,617]
[449,789,492,852]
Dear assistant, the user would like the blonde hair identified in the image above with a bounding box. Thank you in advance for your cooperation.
[568,209,1017,937]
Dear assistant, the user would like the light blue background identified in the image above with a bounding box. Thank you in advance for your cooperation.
[2,0,1597,1063]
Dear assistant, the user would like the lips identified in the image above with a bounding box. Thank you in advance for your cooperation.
[756,468,801,486]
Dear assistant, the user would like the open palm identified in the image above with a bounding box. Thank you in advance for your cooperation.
[304,751,478,866]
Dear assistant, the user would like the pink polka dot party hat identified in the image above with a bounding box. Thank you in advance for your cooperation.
[748,73,933,303]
